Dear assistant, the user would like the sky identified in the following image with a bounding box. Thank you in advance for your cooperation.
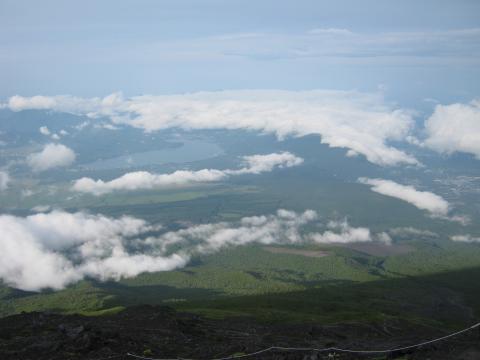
[1,0,480,108]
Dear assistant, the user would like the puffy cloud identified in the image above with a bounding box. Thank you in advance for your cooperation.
[0,209,390,291]
[8,95,57,111]
[0,171,10,191]
[156,209,319,255]
[358,178,450,217]
[74,169,227,195]
[27,143,76,172]
[39,126,51,136]
[75,121,90,130]
[451,234,480,243]
[6,93,123,115]
[448,215,471,226]
[424,100,480,159]
[73,152,303,195]
[21,189,34,197]
[308,219,391,244]
[39,126,62,140]
[156,212,391,259]
[3,90,418,166]
[0,211,186,291]
[229,152,303,174]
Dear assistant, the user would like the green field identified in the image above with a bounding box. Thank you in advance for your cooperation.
[1,114,479,333]
[2,238,480,329]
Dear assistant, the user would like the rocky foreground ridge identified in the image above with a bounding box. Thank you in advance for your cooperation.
[0,305,479,359]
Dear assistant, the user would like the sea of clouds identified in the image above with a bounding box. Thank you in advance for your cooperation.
[0,209,394,291]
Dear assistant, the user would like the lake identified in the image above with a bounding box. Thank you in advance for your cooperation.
[82,140,223,170]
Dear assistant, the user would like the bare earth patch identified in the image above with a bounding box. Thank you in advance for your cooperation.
[263,246,329,258]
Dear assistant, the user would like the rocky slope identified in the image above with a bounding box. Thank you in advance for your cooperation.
[0,305,479,359]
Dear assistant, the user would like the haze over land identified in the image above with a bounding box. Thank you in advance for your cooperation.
[0,2,479,350]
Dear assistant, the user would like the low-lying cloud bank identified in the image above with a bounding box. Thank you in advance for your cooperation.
[27,143,76,172]
[0,209,389,291]
[73,152,303,195]
[424,99,480,159]
[3,90,418,166]
[308,219,391,244]
[0,211,182,291]
[5,93,480,163]
[388,227,438,238]
[358,178,450,217]
[451,234,480,243]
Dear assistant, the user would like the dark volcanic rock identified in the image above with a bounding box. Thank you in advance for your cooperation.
[0,305,478,359]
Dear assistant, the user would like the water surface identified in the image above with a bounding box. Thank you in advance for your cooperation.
[82,140,223,170]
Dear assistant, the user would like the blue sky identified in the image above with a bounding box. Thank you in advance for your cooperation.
[1,0,479,108]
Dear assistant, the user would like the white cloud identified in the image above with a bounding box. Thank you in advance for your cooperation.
[0,171,10,191]
[31,205,52,213]
[0,211,186,291]
[388,227,438,238]
[39,126,51,136]
[448,214,471,226]
[21,189,34,197]
[27,143,76,172]
[157,209,319,255]
[0,209,389,291]
[230,152,303,174]
[308,219,391,244]
[451,234,480,243]
[6,93,123,115]
[39,126,62,140]
[8,95,57,111]
[74,169,227,195]
[3,28,479,68]
[72,152,303,195]
[201,28,479,63]
[75,121,90,130]
[424,99,480,159]
[3,90,418,166]
[308,28,353,36]
[358,178,450,217]
[95,123,120,130]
